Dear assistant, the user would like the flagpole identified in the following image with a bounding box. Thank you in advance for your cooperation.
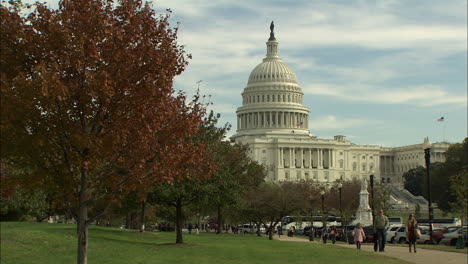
[443,120,446,143]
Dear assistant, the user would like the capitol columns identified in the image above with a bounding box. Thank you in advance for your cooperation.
[318,149,323,169]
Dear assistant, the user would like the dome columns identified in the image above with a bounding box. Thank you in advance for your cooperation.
[237,111,309,130]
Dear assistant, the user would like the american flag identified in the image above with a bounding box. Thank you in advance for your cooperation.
[437,117,444,122]
[296,122,303,127]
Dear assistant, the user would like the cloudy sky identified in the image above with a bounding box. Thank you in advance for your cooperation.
[47,0,467,147]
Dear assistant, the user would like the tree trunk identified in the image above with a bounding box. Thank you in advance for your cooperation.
[175,199,183,244]
[216,205,222,234]
[139,201,146,232]
[125,212,130,229]
[77,169,89,264]
[268,225,274,240]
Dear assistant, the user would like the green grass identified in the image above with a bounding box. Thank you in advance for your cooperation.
[1,222,411,264]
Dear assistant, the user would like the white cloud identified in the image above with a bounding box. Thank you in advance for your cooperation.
[302,83,466,107]
[311,115,381,130]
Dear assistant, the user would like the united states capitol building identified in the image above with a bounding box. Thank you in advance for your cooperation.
[231,25,450,191]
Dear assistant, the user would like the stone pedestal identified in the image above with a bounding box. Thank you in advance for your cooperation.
[353,179,373,226]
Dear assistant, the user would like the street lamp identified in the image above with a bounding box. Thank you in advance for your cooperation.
[321,190,326,237]
[308,194,314,242]
[369,175,375,228]
[337,182,345,243]
[338,182,343,225]
[423,137,434,244]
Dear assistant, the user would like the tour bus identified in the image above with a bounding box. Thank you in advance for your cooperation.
[388,217,403,225]
[416,218,461,227]
[281,215,341,232]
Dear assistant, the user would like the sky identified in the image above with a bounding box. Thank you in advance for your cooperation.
[47,0,467,147]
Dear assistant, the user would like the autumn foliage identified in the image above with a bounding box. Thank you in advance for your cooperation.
[1,0,214,263]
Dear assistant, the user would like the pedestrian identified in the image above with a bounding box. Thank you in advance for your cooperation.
[188,223,193,234]
[352,223,366,249]
[322,227,328,244]
[329,226,338,244]
[406,213,419,253]
[277,225,282,238]
[375,209,389,252]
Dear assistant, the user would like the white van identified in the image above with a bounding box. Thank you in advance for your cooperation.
[238,224,265,234]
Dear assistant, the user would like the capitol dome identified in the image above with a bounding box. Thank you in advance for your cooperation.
[247,58,298,84]
[232,23,312,139]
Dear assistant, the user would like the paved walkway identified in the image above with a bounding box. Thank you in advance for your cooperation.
[275,235,467,264]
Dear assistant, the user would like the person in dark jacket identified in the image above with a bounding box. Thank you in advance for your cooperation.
[406,213,419,253]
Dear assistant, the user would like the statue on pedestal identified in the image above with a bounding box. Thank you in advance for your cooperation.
[269,21,276,41]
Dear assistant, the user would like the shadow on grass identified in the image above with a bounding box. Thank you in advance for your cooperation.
[90,235,202,248]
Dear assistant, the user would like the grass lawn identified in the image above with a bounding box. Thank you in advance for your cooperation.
[1,222,411,264]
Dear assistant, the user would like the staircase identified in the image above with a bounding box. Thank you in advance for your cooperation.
[387,185,428,211]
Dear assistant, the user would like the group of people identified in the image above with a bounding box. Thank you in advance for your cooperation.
[321,226,338,244]
[352,210,419,253]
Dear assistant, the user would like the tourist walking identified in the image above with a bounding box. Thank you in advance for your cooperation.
[352,223,366,249]
[322,228,328,244]
[329,226,338,244]
[406,213,419,253]
[277,225,282,237]
[375,209,389,252]
[188,223,193,234]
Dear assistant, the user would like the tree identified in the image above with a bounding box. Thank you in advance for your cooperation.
[372,182,391,213]
[244,182,307,240]
[152,179,209,243]
[204,143,266,235]
[402,138,467,213]
[1,1,208,263]
[149,112,223,243]
[449,169,468,224]
[446,138,467,217]
[403,167,425,196]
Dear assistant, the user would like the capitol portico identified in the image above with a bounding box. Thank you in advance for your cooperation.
[231,24,450,186]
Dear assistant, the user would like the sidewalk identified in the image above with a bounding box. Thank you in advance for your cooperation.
[275,235,467,264]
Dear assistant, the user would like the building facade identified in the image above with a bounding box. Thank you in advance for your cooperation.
[231,28,449,186]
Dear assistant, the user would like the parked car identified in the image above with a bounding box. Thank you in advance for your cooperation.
[386,225,403,243]
[439,226,466,246]
[433,226,462,244]
[238,224,255,234]
[388,225,407,244]
[416,226,431,244]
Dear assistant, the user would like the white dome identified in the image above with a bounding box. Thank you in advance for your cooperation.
[232,25,311,139]
[248,60,298,84]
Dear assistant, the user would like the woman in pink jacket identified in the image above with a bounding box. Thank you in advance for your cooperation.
[352,223,366,249]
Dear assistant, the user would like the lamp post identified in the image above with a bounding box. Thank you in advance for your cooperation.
[338,183,343,225]
[423,137,434,244]
[321,190,326,237]
[309,194,314,242]
[370,175,375,228]
[338,182,344,242]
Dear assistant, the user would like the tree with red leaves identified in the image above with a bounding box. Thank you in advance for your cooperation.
[0,1,213,263]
